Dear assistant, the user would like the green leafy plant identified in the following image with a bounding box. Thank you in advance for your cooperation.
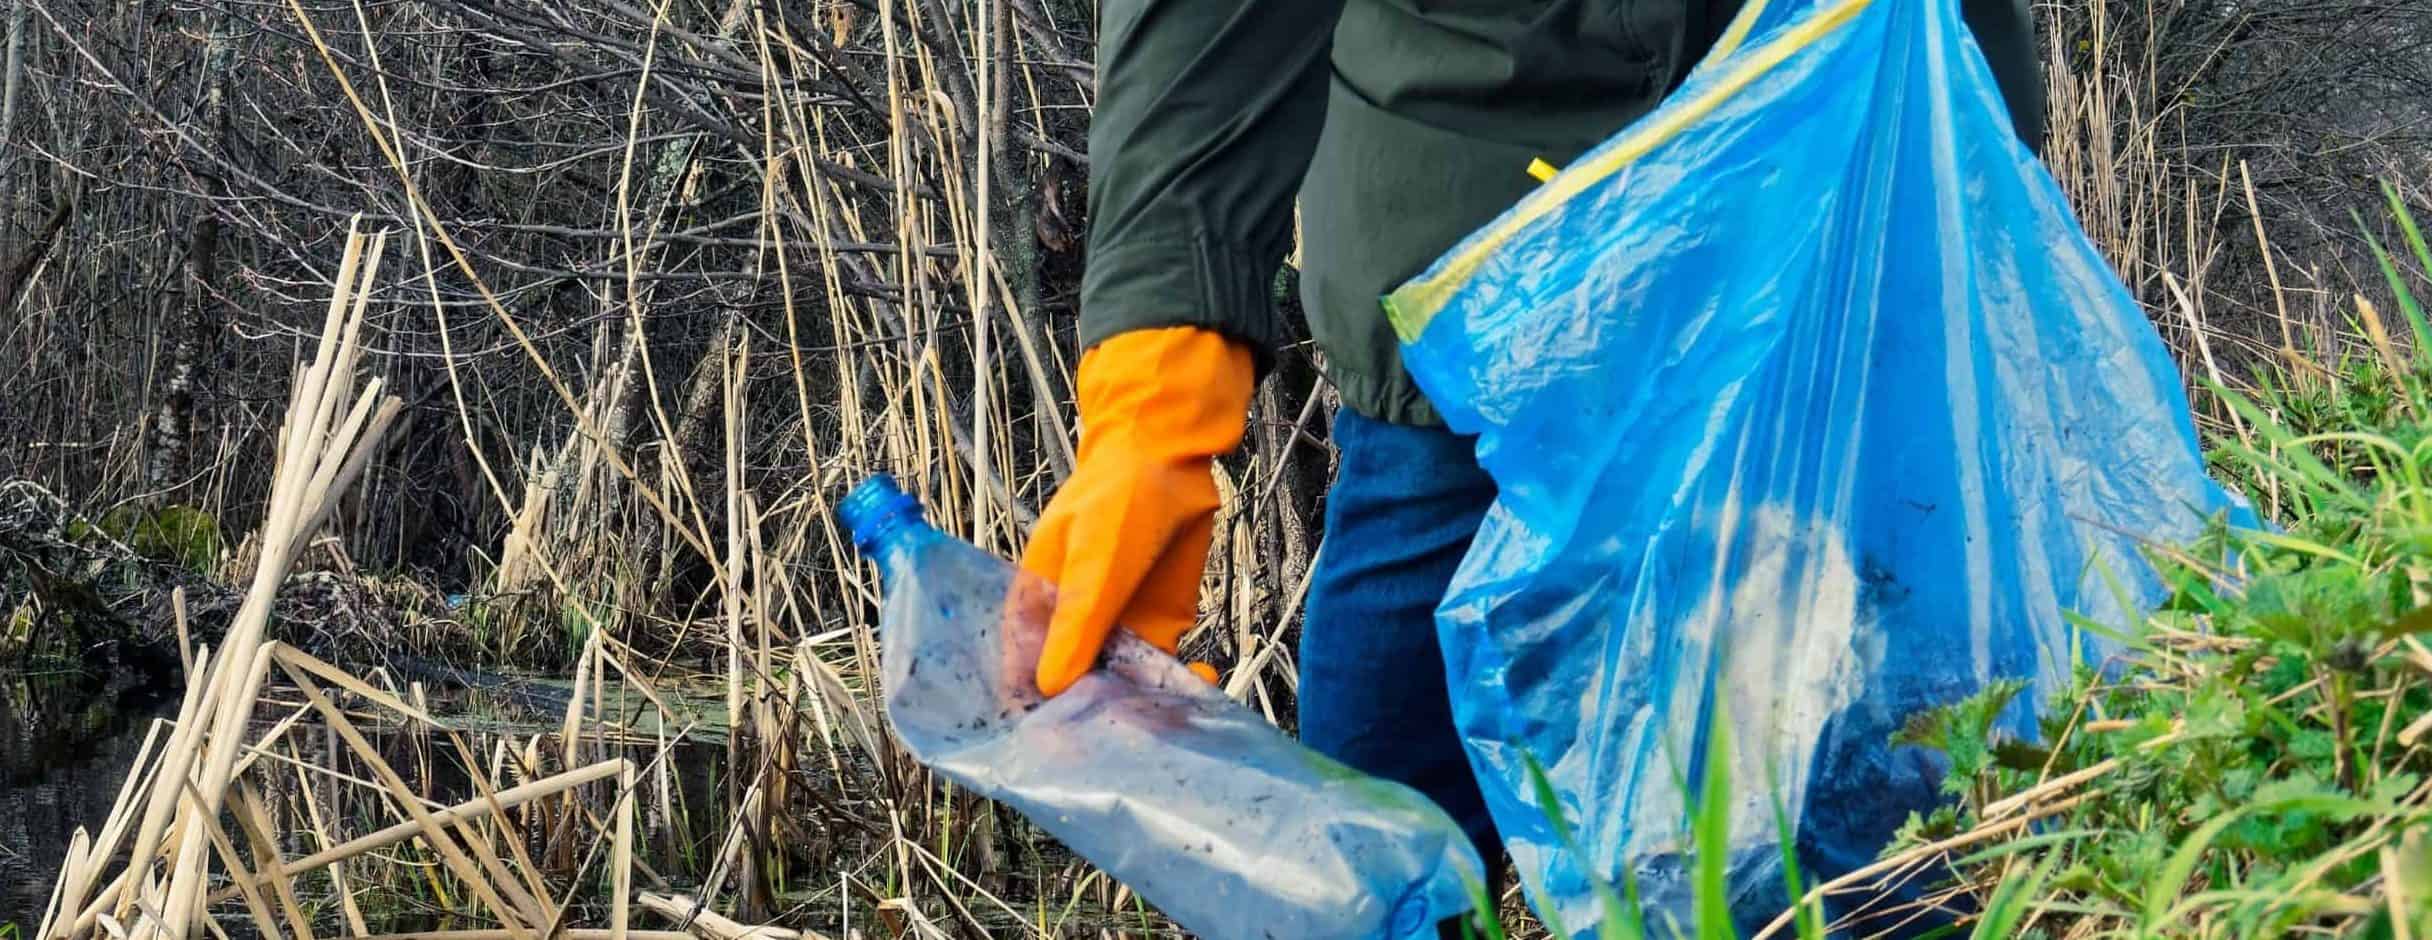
[1889,194,2432,937]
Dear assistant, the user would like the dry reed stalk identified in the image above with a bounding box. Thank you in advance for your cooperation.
[293,760,371,937]
[716,331,759,914]
[2387,844,2419,940]
[2240,162,2301,361]
[635,894,813,940]
[42,712,170,940]
[562,628,598,769]
[2164,271,2249,440]
[171,587,193,675]
[1979,727,2184,820]
[72,652,217,933]
[228,697,325,781]
[614,762,637,940]
[1752,791,2096,939]
[874,900,952,940]
[281,646,444,723]
[80,590,299,929]
[183,780,286,940]
[41,829,90,940]
[789,637,875,792]
[342,933,692,940]
[433,727,563,929]
[2401,706,2432,748]
[742,492,785,812]
[697,778,766,913]
[1225,557,1320,704]
[152,223,399,940]
[230,784,316,940]
[2361,296,2415,416]
[280,663,547,937]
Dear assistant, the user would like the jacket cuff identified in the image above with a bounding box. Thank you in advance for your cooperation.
[1079,232,1284,377]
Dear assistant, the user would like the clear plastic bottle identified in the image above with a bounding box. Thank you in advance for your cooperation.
[838,474,1483,940]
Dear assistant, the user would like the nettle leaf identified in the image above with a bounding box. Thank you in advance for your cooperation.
[2121,711,2178,750]
[1886,810,1930,852]
[1942,738,1991,797]
[2289,730,2339,765]
[2252,772,2338,805]
[2122,827,2172,875]
[2259,645,2314,696]
[1895,680,2032,798]
[1992,739,2057,775]
[1884,806,1964,856]
[2241,565,2388,649]
[2184,683,2248,740]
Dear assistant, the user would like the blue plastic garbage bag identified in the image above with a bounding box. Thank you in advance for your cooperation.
[1382,0,2250,932]
[837,475,1485,940]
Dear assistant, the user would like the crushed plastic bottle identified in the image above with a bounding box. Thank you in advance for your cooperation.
[837,474,1484,940]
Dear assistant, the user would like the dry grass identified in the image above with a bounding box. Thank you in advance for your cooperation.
[31,226,816,940]
[28,0,1326,935]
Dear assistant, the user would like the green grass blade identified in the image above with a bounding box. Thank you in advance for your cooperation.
[1462,875,1509,940]
[1971,850,2061,939]
[2206,381,2371,508]
[2142,794,2387,931]
[1694,702,1734,940]
[2385,182,2432,283]
[1523,752,1645,940]
[2062,609,2145,651]
[1525,752,1579,847]
[1622,869,1648,938]
[1948,829,2097,868]
[1771,792,1823,940]
[2235,530,2365,568]
[2356,207,2432,362]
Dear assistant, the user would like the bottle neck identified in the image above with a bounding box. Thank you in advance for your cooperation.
[861,512,938,574]
[838,474,936,578]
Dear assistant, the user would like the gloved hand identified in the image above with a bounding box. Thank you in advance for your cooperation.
[1019,326,1255,696]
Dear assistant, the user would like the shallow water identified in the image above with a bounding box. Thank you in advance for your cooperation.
[0,653,759,936]
[0,664,180,932]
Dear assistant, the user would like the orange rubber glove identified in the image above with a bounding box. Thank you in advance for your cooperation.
[1020,326,1255,696]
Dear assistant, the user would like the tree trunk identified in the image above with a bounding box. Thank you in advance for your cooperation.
[0,0,29,231]
[146,7,234,494]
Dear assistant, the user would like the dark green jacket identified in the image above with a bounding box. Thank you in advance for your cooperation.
[1081,0,2046,426]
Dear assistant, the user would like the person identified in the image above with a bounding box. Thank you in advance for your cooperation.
[1014,0,2048,931]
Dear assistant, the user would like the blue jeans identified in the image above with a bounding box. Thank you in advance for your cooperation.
[1297,407,1503,871]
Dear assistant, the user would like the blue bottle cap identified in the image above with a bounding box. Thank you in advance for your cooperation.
[838,473,926,556]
